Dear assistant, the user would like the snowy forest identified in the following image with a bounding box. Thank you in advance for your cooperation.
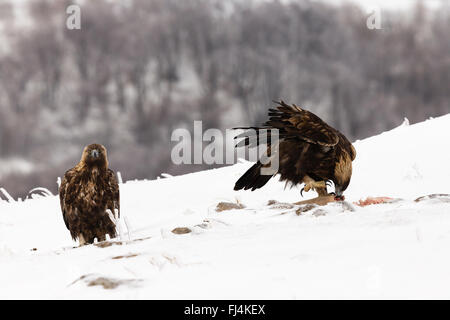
[0,0,449,198]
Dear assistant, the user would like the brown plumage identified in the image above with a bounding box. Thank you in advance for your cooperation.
[59,144,120,245]
[234,101,356,200]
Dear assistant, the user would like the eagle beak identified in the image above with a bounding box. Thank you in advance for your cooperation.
[91,149,100,158]
[334,186,345,201]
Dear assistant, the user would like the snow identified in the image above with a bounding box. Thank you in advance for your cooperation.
[0,114,450,299]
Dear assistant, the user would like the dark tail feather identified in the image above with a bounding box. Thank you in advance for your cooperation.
[234,162,273,191]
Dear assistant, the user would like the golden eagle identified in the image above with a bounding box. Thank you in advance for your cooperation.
[59,144,120,245]
[234,101,356,200]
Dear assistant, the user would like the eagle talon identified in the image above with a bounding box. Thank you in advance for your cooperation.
[300,180,327,198]
[303,181,325,193]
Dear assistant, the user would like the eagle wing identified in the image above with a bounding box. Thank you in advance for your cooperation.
[59,169,73,230]
[265,101,339,147]
[59,169,69,229]
[59,169,119,220]
[234,101,339,149]
[106,169,120,218]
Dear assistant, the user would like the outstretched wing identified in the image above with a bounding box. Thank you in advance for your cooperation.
[265,101,339,147]
[234,101,339,149]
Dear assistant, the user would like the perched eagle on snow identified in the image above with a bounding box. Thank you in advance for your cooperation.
[59,144,120,245]
[234,101,356,200]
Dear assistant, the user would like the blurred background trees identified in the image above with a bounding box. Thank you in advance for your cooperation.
[0,0,449,198]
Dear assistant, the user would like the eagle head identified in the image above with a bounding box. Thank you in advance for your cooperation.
[81,143,108,168]
[333,149,354,201]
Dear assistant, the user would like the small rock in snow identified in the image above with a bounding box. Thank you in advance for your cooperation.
[172,227,192,234]
[215,202,245,212]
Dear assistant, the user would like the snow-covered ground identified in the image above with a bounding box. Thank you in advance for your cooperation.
[0,114,449,299]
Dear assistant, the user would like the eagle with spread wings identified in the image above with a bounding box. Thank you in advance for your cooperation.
[234,101,356,200]
[59,144,119,245]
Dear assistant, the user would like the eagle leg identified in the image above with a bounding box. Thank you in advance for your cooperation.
[301,176,327,197]
[78,234,87,246]
[315,186,328,197]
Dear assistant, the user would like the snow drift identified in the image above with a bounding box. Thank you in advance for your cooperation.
[0,114,449,299]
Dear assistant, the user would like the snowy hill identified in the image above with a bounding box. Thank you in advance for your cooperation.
[0,114,449,299]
